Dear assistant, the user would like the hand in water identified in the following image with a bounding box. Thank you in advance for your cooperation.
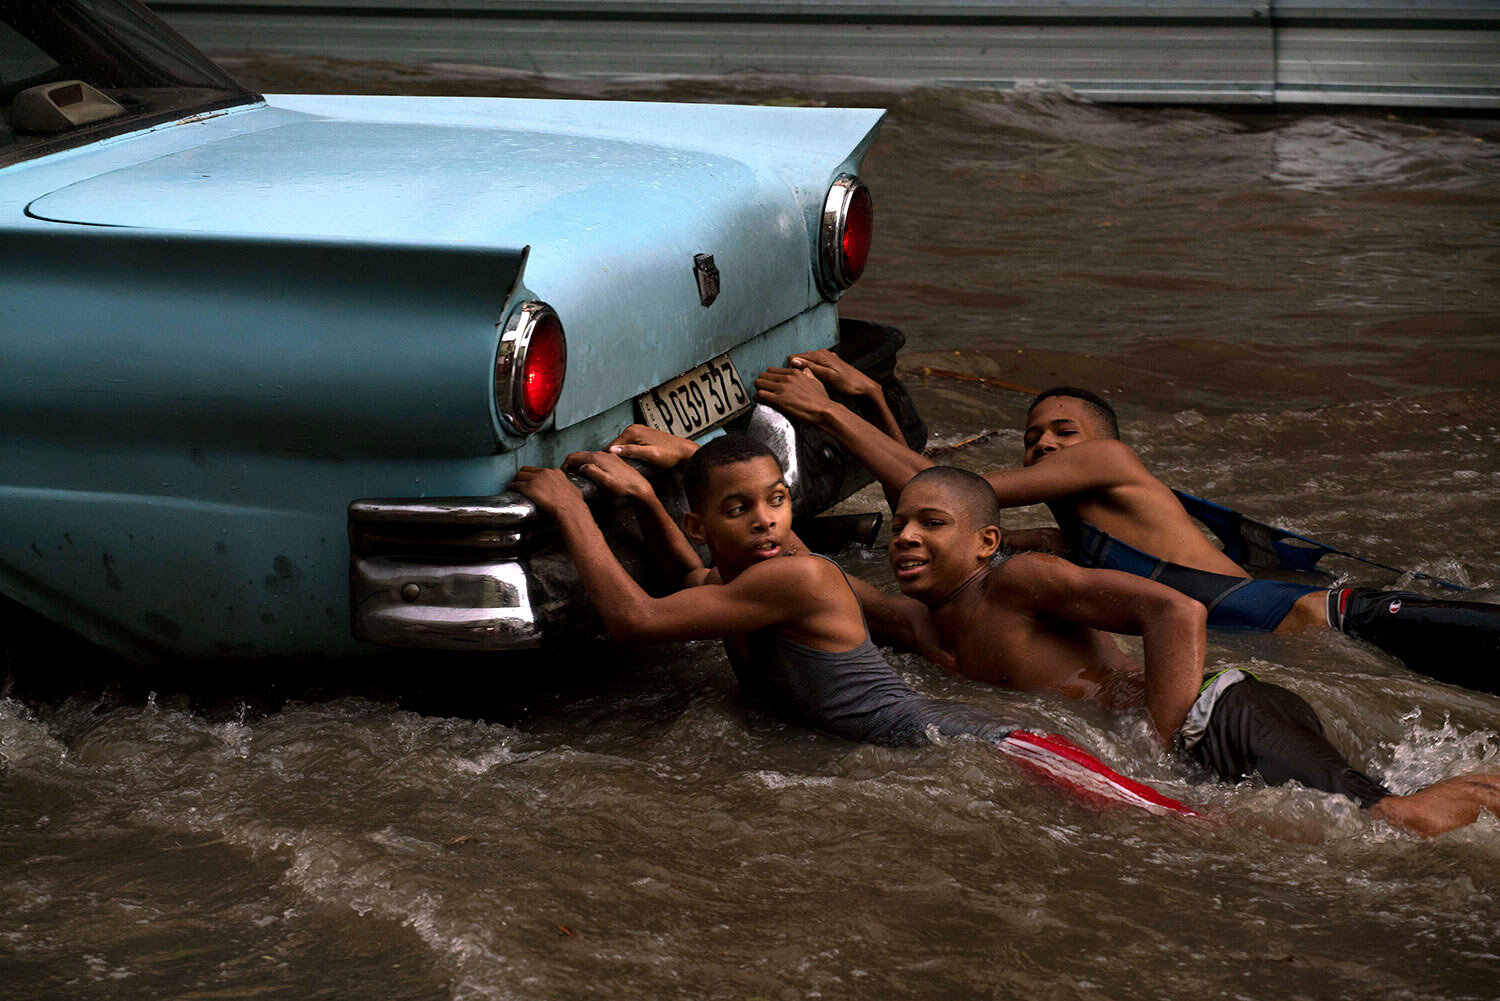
[755,365,835,423]
[789,348,881,398]
[511,466,588,519]
[564,449,653,501]
[606,423,699,469]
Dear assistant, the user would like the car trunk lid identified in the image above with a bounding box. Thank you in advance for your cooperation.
[25,97,884,431]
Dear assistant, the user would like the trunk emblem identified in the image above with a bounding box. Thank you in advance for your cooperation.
[693,253,720,307]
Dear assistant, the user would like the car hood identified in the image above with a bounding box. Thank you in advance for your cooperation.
[25,96,884,430]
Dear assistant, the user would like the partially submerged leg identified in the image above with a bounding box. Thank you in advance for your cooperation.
[1191,677,1500,835]
[1273,589,1334,634]
[1187,675,1391,806]
[1370,773,1500,838]
[997,731,1198,818]
[1329,588,1500,695]
[913,699,1199,818]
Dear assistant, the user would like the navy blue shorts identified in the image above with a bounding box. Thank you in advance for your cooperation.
[1075,522,1322,632]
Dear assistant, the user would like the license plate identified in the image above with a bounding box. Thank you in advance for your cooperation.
[636,354,754,438]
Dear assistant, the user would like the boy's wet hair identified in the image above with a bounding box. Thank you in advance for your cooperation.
[1028,386,1119,439]
[682,435,782,511]
[906,466,1002,529]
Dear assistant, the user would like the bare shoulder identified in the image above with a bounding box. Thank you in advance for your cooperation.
[993,550,1074,580]
[988,552,1089,605]
[1071,438,1153,477]
[735,553,844,591]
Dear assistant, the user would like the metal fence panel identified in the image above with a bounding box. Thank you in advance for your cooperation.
[148,1,1500,107]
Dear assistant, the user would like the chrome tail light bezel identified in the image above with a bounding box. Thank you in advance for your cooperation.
[818,173,873,299]
[494,300,566,436]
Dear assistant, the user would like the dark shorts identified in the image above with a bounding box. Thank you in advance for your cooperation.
[1075,522,1322,632]
[1200,577,1326,632]
[1186,675,1391,808]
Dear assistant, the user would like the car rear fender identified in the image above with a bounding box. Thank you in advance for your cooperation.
[0,226,523,459]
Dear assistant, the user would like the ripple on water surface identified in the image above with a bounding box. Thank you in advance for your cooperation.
[5,638,1500,999]
[6,65,1500,999]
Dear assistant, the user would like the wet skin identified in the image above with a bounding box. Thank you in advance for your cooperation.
[1019,396,1330,633]
[890,484,1139,706]
[681,457,869,652]
[751,361,1327,631]
[1018,397,1250,577]
[682,458,791,577]
[528,425,1500,835]
[883,479,1208,744]
[513,455,867,653]
[883,480,1500,835]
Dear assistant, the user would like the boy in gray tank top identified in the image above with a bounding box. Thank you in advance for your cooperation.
[512,435,1022,746]
[511,435,1193,814]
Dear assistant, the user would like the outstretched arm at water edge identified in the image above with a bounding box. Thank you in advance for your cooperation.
[989,555,1206,747]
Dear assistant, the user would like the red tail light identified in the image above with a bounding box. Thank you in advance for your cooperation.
[495,301,566,435]
[819,174,874,298]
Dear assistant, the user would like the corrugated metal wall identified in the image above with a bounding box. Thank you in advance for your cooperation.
[149,1,1500,107]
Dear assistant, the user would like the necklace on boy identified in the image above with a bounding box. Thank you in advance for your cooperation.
[934,565,989,612]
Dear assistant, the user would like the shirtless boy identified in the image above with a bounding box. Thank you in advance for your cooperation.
[511,436,1193,814]
[861,465,1500,837]
[753,354,1500,693]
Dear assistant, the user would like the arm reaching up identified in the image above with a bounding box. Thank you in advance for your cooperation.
[563,449,706,587]
[597,423,811,571]
[511,467,832,645]
[755,365,933,504]
[788,349,906,443]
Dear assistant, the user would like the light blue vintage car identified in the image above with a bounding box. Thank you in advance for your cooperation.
[0,0,923,662]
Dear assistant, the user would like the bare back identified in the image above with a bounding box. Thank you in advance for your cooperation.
[1012,397,1248,578]
[1053,442,1247,576]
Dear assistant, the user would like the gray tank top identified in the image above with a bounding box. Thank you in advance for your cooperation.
[722,556,1020,746]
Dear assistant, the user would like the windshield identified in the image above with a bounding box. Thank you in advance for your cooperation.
[0,0,255,166]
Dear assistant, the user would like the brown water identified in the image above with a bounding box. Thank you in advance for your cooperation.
[4,59,1500,1000]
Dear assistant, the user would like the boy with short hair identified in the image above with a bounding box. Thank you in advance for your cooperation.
[754,355,1500,692]
[858,464,1500,837]
[510,435,1194,815]
[513,436,1024,747]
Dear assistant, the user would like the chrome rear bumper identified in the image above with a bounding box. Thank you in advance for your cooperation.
[348,318,924,650]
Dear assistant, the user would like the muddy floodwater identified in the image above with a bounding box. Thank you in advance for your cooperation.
[4,59,1500,999]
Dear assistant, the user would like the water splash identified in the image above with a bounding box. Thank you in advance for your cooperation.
[1382,708,1500,795]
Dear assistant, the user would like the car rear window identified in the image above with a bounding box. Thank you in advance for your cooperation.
[0,21,55,88]
[0,0,256,166]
